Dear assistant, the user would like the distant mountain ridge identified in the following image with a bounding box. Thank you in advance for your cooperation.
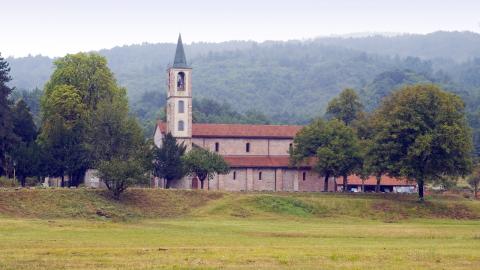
[5,31,480,123]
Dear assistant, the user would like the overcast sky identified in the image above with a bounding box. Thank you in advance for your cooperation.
[2,0,480,57]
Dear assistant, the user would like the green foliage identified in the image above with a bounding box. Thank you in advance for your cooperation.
[291,119,361,191]
[0,53,15,176]
[39,53,132,186]
[153,133,187,188]
[373,84,474,200]
[326,88,364,126]
[183,147,230,189]
[10,100,40,186]
[96,157,149,200]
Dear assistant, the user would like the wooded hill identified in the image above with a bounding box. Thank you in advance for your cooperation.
[6,31,480,125]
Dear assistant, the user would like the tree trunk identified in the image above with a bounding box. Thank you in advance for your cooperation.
[20,177,26,187]
[200,179,204,189]
[361,179,365,192]
[418,178,425,202]
[61,175,65,187]
[375,173,382,193]
[323,174,329,192]
[343,175,348,192]
[165,179,170,189]
[475,182,478,199]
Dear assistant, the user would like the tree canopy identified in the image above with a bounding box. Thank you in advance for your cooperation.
[291,119,361,191]
[153,133,187,188]
[183,147,230,189]
[373,84,473,200]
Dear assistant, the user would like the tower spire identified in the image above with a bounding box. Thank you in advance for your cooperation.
[173,33,188,68]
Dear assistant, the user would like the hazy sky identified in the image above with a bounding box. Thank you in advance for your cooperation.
[2,0,480,57]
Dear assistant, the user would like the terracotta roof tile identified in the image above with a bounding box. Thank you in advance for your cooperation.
[157,121,302,139]
[224,156,293,168]
[336,175,415,186]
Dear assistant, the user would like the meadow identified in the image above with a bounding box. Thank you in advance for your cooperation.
[0,189,479,269]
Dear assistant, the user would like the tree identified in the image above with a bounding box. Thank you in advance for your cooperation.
[153,133,187,188]
[374,84,473,201]
[11,100,39,186]
[468,164,480,199]
[291,119,361,192]
[97,156,148,200]
[0,53,15,176]
[39,53,127,186]
[183,147,230,189]
[326,88,364,126]
[90,94,149,199]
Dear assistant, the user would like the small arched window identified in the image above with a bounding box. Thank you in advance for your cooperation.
[177,72,185,91]
[178,120,184,131]
[215,142,219,152]
[178,100,185,113]
[246,142,250,153]
[302,172,306,181]
[258,172,262,180]
[233,171,236,180]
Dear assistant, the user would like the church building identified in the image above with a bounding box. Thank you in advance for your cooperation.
[153,35,415,193]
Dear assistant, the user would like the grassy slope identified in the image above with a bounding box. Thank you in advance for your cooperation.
[0,189,479,221]
[0,189,479,269]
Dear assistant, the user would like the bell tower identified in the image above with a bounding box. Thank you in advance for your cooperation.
[166,34,192,149]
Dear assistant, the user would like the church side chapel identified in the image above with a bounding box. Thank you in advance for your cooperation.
[153,35,415,192]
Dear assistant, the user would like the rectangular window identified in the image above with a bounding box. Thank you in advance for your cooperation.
[246,142,250,153]
[178,100,184,113]
[215,142,219,152]
[258,172,262,180]
[302,172,306,181]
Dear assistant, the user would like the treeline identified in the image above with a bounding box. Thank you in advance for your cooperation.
[292,87,477,201]
[0,53,231,199]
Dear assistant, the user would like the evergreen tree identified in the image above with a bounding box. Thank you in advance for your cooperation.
[153,133,187,188]
[11,100,39,186]
[0,53,15,176]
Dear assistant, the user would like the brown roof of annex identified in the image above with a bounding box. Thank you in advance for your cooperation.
[157,121,303,139]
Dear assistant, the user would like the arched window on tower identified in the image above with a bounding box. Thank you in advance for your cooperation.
[178,100,185,113]
[177,72,185,91]
[178,120,184,131]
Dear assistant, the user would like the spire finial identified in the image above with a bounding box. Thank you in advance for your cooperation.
[173,33,188,68]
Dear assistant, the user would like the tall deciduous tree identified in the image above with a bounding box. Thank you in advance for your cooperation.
[326,88,364,126]
[291,119,361,192]
[153,133,187,189]
[39,53,127,186]
[374,84,473,201]
[91,94,149,199]
[183,147,230,190]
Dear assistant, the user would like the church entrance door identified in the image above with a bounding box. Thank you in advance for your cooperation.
[191,177,199,189]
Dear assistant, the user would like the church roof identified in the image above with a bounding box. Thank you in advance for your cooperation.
[336,175,415,186]
[173,34,189,68]
[157,121,303,139]
[224,155,313,168]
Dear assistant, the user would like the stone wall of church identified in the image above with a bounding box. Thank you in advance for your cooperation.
[158,168,336,192]
[191,137,292,156]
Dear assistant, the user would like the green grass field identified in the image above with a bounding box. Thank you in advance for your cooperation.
[0,189,479,269]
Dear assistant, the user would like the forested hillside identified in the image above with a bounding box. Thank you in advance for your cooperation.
[6,31,480,126]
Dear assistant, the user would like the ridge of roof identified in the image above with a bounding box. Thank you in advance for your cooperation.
[156,121,303,139]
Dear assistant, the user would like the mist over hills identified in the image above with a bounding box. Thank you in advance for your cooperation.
[6,31,480,125]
